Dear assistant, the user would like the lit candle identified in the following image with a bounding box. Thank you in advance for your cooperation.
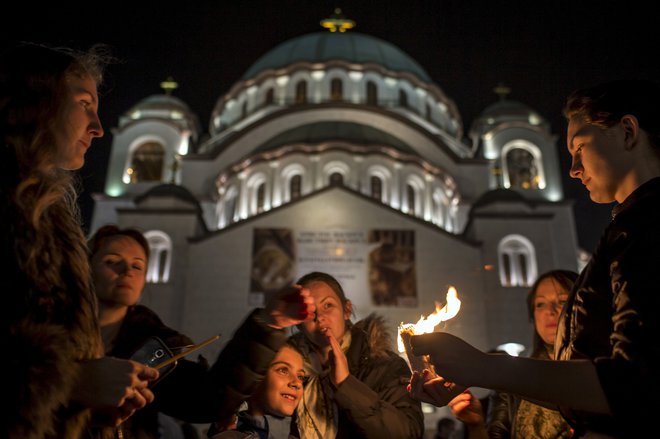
[398,286,461,372]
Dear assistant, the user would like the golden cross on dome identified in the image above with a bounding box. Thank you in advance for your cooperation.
[493,82,511,101]
[160,76,178,95]
[320,8,356,32]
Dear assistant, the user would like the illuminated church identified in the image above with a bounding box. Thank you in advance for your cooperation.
[90,12,581,414]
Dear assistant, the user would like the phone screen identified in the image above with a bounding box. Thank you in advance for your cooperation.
[130,336,177,383]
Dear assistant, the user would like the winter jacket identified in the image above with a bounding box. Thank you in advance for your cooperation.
[555,177,660,438]
[290,313,424,439]
[211,411,296,439]
[102,305,288,439]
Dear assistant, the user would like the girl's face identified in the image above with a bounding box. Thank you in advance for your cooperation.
[91,235,147,309]
[55,74,103,170]
[253,345,305,417]
[300,280,352,348]
[533,277,569,345]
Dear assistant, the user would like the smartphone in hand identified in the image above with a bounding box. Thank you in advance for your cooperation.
[130,336,177,384]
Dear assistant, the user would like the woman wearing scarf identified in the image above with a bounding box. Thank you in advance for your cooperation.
[288,271,424,439]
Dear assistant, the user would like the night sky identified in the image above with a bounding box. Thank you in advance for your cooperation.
[4,0,658,251]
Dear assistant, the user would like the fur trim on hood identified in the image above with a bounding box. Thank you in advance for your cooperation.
[351,313,395,359]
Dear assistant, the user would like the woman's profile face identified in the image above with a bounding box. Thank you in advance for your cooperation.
[300,280,351,348]
[55,74,103,170]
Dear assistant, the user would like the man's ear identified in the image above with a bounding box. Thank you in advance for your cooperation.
[621,114,640,150]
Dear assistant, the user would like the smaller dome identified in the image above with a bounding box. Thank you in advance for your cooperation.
[120,94,201,138]
[472,188,528,209]
[469,98,549,140]
[479,99,545,124]
[130,94,194,113]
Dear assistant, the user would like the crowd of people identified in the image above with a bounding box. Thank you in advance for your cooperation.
[3,39,658,439]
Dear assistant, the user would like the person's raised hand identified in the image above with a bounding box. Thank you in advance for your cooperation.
[325,327,349,386]
[407,368,465,407]
[263,284,316,329]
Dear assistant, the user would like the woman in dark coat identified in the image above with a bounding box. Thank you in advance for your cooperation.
[288,271,424,439]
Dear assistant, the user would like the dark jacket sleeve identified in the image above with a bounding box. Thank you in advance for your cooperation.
[486,391,514,439]
[157,308,288,422]
[333,352,424,439]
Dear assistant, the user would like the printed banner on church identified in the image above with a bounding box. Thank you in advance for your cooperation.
[249,228,417,307]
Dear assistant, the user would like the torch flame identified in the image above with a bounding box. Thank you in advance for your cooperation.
[397,286,461,353]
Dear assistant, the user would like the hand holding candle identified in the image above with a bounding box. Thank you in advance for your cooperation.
[397,286,461,372]
[155,335,221,370]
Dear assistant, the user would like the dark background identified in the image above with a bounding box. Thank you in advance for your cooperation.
[4,0,658,251]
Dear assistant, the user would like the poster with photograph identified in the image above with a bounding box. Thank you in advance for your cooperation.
[249,228,417,307]
[249,228,295,306]
[368,229,417,307]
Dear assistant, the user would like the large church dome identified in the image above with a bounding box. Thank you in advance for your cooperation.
[242,31,431,82]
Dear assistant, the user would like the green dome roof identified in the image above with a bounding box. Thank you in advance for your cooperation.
[255,121,415,154]
[242,31,431,82]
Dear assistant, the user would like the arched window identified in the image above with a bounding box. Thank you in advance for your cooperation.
[370,175,383,201]
[264,88,274,106]
[432,189,447,227]
[324,161,350,188]
[406,184,416,214]
[399,90,408,108]
[498,235,538,287]
[295,81,307,104]
[129,141,165,183]
[256,182,266,213]
[404,175,425,217]
[290,174,302,200]
[144,230,172,283]
[218,185,238,228]
[248,174,269,215]
[330,172,344,185]
[506,148,538,189]
[241,101,247,120]
[330,78,343,102]
[366,81,378,106]
[501,142,545,190]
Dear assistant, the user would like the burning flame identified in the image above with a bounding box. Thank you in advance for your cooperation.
[397,286,461,353]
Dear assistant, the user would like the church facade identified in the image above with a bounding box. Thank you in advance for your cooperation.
[90,26,581,399]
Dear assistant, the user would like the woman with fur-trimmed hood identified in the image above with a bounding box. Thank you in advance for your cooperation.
[288,272,423,439]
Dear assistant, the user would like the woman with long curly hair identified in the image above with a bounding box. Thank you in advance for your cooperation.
[1,42,159,439]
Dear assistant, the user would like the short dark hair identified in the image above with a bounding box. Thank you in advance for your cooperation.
[88,224,150,260]
[563,79,660,149]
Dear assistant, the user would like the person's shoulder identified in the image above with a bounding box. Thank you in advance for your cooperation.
[127,305,193,345]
